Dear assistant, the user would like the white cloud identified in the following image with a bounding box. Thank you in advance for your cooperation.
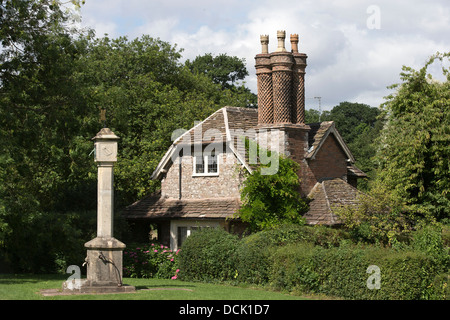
[79,0,450,110]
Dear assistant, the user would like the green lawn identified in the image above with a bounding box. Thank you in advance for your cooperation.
[0,274,308,300]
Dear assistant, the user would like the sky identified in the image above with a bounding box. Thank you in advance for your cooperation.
[78,0,450,111]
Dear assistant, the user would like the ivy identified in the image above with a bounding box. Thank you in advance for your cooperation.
[236,139,309,231]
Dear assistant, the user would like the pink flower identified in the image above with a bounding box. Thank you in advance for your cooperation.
[171,275,177,280]
[151,243,155,246]
[170,258,174,262]
[176,269,180,273]
[160,245,164,249]
[154,250,158,253]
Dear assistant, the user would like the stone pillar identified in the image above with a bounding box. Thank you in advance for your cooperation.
[291,34,307,124]
[271,31,293,124]
[256,35,274,125]
[64,128,135,294]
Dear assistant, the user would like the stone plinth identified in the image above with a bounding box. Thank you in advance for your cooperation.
[84,237,125,287]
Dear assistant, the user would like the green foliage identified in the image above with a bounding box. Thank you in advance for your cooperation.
[234,224,348,285]
[185,53,249,89]
[269,243,447,300]
[333,189,412,246]
[123,243,179,279]
[374,52,450,222]
[411,223,449,268]
[178,228,240,282]
[178,224,448,299]
[237,141,309,231]
[185,53,257,107]
[0,0,257,272]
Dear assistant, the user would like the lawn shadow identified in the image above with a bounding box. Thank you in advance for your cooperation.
[0,273,67,285]
[135,283,196,291]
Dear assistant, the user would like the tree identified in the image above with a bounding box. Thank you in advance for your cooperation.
[185,53,257,108]
[185,53,249,88]
[327,101,380,145]
[0,0,96,272]
[373,52,450,222]
[236,140,309,231]
[0,1,259,272]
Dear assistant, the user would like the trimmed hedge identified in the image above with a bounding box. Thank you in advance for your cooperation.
[178,227,240,282]
[270,243,448,300]
[177,225,449,299]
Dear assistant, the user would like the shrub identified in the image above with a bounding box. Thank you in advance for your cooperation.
[333,191,412,246]
[234,224,347,285]
[178,227,240,282]
[268,243,448,300]
[235,231,274,285]
[123,243,179,279]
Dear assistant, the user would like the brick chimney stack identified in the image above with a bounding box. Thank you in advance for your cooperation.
[255,30,307,126]
[255,35,273,124]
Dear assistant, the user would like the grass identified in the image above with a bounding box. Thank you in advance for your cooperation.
[0,274,309,300]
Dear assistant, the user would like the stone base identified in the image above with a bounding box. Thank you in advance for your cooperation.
[84,237,125,286]
[61,279,135,295]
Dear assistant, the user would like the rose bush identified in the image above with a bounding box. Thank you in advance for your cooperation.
[123,243,180,279]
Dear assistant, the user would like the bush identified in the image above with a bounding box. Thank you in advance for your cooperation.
[178,227,240,282]
[269,243,448,300]
[237,142,309,231]
[123,243,179,279]
[234,224,348,285]
[235,231,274,285]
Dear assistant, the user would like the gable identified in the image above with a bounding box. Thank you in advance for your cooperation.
[306,121,355,162]
[152,107,258,180]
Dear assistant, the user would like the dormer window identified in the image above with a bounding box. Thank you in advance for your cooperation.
[193,151,219,176]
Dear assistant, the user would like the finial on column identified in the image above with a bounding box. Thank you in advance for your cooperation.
[290,34,299,53]
[275,30,286,52]
[260,35,269,54]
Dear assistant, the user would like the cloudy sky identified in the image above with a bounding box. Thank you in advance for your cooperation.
[78,0,449,111]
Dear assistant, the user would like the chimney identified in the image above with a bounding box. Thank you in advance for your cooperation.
[255,35,273,124]
[291,34,307,124]
[255,30,307,126]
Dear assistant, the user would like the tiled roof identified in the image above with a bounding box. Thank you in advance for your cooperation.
[304,178,362,225]
[123,192,241,220]
[124,178,362,226]
[347,164,367,177]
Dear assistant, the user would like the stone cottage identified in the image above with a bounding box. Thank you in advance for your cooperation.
[123,31,366,250]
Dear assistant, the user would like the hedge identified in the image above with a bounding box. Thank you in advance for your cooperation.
[176,225,449,299]
[270,243,448,300]
[177,227,240,282]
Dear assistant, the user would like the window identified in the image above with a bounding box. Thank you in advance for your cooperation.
[193,152,219,176]
[170,221,220,250]
[177,226,204,248]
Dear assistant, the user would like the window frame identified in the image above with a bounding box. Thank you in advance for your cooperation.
[192,151,219,176]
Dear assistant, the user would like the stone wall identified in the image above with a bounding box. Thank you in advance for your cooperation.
[161,151,243,199]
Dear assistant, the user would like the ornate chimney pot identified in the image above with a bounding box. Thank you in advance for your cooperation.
[290,34,299,53]
[260,35,269,54]
[275,30,287,52]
